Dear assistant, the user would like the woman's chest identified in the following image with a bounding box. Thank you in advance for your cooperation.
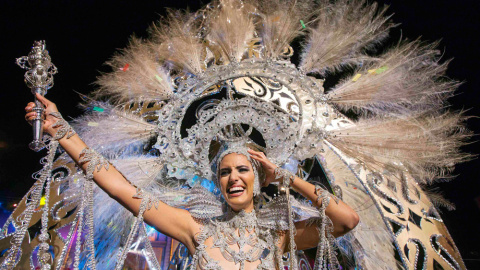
[194,222,281,270]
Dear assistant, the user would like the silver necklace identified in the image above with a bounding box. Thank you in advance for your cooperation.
[192,209,278,270]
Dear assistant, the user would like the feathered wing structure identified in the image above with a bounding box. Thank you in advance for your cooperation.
[1,0,470,269]
[299,0,394,75]
[327,40,460,114]
[326,112,470,183]
[94,38,174,104]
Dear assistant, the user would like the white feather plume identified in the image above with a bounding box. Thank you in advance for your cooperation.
[149,10,208,75]
[251,0,314,59]
[94,38,174,104]
[73,102,157,157]
[299,0,394,75]
[327,40,460,114]
[111,156,164,186]
[326,112,471,182]
[206,0,256,62]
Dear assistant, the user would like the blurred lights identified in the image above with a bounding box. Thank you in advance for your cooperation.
[0,141,7,149]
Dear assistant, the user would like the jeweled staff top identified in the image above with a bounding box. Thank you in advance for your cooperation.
[16,40,58,151]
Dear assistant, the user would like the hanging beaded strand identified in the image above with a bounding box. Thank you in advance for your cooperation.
[114,192,151,270]
[37,140,60,270]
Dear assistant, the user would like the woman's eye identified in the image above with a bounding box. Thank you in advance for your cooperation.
[239,168,249,173]
[220,171,229,176]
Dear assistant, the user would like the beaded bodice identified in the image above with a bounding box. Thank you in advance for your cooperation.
[191,210,282,270]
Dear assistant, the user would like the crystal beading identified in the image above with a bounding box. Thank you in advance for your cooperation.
[78,147,110,180]
[49,112,76,141]
[191,209,278,270]
[312,185,340,270]
[115,189,161,270]
[274,167,295,187]
[286,188,298,270]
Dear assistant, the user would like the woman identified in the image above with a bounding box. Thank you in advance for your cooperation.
[25,93,359,269]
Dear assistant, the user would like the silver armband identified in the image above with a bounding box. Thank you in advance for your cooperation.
[49,111,76,140]
[314,185,339,211]
[274,167,295,187]
[78,147,110,179]
[133,187,161,211]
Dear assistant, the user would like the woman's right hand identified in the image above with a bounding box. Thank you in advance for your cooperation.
[25,93,61,136]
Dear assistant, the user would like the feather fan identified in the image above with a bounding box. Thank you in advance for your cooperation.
[73,102,157,157]
[206,0,256,62]
[299,0,394,75]
[250,0,314,59]
[326,112,471,182]
[94,38,174,104]
[149,10,207,75]
[327,40,460,114]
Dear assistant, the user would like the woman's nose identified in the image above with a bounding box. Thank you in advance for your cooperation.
[229,170,240,182]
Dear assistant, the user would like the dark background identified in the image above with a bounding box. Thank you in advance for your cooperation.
[0,0,479,268]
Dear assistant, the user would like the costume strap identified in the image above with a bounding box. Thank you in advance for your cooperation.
[49,111,76,140]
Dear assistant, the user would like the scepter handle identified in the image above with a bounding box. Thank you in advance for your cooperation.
[30,88,46,151]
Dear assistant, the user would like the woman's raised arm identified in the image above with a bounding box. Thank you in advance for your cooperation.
[25,94,199,253]
[247,149,360,250]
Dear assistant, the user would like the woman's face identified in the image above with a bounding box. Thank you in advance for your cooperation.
[218,153,255,212]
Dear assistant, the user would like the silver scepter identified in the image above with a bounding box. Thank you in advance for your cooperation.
[16,40,58,151]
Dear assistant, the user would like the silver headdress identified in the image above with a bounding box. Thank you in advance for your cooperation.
[2,0,470,269]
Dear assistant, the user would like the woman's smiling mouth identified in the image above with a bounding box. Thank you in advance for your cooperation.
[227,185,245,197]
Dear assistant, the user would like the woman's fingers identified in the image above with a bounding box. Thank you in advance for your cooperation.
[247,149,265,160]
[25,111,37,119]
[25,102,36,112]
[35,93,53,107]
[25,111,40,125]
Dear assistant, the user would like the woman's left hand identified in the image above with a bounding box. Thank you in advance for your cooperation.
[247,149,278,186]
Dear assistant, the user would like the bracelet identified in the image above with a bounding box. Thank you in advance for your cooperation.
[78,147,110,179]
[49,112,76,141]
[133,187,161,211]
[314,185,339,209]
[274,167,295,187]
[315,188,331,209]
